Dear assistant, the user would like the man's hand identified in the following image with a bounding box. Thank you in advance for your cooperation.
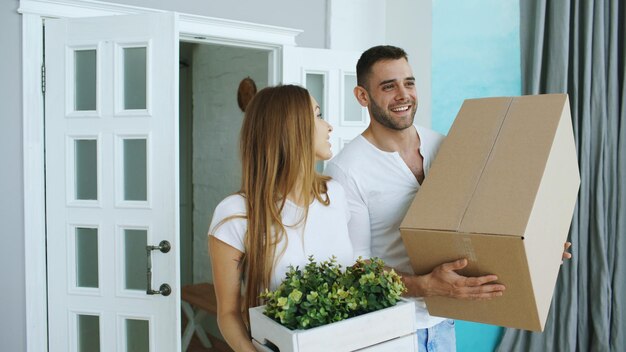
[404,259,505,300]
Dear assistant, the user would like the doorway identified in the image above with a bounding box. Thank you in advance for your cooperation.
[178,41,271,344]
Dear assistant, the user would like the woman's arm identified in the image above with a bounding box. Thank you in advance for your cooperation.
[209,236,256,352]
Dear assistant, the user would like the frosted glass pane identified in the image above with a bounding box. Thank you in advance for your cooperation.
[307,73,326,174]
[75,139,97,200]
[344,74,363,122]
[76,227,98,288]
[126,319,149,352]
[123,139,147,201]
[74,50,97,111]
[77,314,100,352]
[123,47,147,110]
[306,73,324,115]
[124,229,147,290]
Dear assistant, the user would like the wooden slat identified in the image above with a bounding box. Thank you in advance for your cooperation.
[181,283,218,315]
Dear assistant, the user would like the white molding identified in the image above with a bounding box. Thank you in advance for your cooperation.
[22,12,48,352]
[18,0,302,46]
[179,14,300,47]
[18,0,154,17]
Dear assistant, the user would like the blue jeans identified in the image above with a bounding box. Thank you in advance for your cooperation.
[416,319,456,352]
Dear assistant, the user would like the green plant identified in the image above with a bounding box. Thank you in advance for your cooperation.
[260,256,406,330]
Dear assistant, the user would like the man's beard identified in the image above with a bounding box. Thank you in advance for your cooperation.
[369,97,417,131]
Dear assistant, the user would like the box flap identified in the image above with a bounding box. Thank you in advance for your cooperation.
[401,94,571,238]
[401,97,513,232]
[523,97,580,325]
[459,94,568,236]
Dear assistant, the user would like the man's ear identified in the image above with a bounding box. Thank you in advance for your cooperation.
[354,86,369,107]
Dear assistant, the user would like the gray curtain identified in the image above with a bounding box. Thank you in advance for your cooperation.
[497,1,625,351]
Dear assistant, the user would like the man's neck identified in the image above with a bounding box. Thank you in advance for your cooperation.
[363,122,425,183]
[362,123,419,154]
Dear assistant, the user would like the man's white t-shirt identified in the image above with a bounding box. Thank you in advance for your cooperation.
[325,125,446,329]
[209,180,355,291]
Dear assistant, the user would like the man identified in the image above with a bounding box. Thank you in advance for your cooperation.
[324,45,506,351]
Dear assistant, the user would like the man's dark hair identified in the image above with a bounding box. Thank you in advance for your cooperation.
[356,45,408,89]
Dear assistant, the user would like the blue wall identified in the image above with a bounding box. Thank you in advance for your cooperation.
[432,1,521,351]
[432,0,521,135]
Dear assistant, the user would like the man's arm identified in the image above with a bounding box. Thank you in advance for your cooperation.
[398,241,573,299]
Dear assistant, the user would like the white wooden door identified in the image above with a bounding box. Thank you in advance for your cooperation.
[45,12,180,352]
[282,47,367,157]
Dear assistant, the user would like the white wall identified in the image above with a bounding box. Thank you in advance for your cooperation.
[327,0,433,127]
[328,0,386,51]
[191,44,269,284]
[386,0,433,128]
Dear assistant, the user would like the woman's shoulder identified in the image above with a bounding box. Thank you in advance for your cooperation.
[209,194,247,251]
[209,193,247,237]
[324,179,348,206]
[326,179,346,196]
[214,193,247,217]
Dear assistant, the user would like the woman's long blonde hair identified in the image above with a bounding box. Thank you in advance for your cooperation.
[239,85,330,312]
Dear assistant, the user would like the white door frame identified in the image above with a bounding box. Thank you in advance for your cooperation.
[20,1,301,350]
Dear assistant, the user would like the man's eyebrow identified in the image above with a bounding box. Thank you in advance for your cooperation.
[378,77,416,86]
[378,79,397,86]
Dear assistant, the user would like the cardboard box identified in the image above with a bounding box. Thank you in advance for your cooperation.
[400,94,580,331]
[250,299,416,351]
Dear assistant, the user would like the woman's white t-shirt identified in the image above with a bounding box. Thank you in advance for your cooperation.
[208,180,355,291]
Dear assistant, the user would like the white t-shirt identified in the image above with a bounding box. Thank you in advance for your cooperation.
[209,179,355,291]
[324,125,446,329]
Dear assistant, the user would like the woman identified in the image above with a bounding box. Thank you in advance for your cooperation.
[208,85,354,351]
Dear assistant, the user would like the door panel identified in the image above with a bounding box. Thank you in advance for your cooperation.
[45,12,180,352]
[282,46,366,159]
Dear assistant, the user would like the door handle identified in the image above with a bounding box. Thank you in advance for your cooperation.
[146,240,172,296]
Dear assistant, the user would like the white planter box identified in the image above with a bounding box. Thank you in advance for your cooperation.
[250,299,416,352]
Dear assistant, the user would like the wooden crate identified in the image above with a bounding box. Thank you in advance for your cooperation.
[250,299,416,352]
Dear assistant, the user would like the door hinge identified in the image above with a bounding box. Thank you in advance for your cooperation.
[41,63,46,95]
